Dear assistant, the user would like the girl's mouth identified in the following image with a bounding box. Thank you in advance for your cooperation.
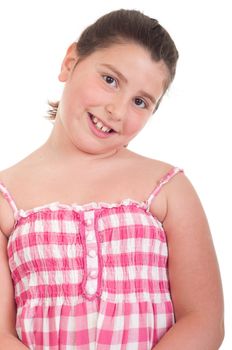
[87,113,116,138]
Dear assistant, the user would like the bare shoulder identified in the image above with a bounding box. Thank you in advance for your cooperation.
[124,149,176,177]
[0,165,22,237]
[126,150,183,221]
[0,146,41,191]
[0,145,44,185]
[0,149,42,236]
[162,169,211,242]
[0,163,28,192]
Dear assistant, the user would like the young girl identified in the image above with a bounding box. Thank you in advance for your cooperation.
[0,9,224,350]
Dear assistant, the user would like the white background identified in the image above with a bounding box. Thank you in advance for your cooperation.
[0,1,231,348]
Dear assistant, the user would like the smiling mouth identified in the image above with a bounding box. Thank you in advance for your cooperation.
[88,113,116,133]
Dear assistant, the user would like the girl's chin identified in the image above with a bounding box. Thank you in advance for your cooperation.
[71,139,123,157]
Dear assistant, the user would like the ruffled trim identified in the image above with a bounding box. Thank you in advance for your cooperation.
[16,198,149,219]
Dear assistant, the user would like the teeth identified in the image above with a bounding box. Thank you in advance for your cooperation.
[90,114,112,133]
[96,121,104,128]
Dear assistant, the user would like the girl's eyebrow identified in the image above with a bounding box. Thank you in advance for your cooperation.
[100,63,128,83]
[99,63,157,105]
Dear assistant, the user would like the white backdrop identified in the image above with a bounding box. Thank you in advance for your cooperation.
[0,1,231,348]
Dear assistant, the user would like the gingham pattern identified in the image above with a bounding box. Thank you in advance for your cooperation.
[0,167,183,349]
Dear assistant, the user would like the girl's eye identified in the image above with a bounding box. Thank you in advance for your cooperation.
[134,97,147,109]
[103,75,117,87]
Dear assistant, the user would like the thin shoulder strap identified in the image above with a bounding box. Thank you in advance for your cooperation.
[147,167,184,210]
[0,182,19,219]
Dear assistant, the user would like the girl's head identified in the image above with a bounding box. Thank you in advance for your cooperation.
[47,9,178,120]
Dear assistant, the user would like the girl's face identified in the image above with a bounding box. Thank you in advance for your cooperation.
[55,41,168,158]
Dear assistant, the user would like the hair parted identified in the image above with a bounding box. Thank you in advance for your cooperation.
[46,9,179,120]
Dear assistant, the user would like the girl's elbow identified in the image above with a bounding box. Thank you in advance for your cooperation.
[218,318,225,348]
[214,301,225,347]
[206,311,225,348]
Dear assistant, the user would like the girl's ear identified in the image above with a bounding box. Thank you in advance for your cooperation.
[58,42,79,82]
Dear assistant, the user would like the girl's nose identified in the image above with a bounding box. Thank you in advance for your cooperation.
[105,104,121,122]
[105,96,128,122]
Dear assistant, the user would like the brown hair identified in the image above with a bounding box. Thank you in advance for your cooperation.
[46,9,179,120]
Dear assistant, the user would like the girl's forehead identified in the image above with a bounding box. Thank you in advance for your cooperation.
[83,42,168,77]
[90,42,151,60]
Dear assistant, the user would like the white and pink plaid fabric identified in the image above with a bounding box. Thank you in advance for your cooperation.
[0,167,183,349]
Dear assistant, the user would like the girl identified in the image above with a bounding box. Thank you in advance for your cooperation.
[0,9,224,350]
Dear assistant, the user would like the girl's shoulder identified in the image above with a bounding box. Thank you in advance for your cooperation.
[118,151,187,212]
[0,151,40,236]
[0,167,18,237]
[0,144,49,189]
[0,156,33,196]
[123,149,179,182]
[122,150,185,221]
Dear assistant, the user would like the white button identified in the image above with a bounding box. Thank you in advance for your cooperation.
[88,249,97,258]
[86,233,94,241]
[86,285,95,295]
[88,270,98,279]
[86,219,92,226]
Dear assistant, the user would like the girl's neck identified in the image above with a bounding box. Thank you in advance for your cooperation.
[43,120,123,164]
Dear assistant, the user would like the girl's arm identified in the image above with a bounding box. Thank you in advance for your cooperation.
[0,231,29,349]
[152,174,224,349]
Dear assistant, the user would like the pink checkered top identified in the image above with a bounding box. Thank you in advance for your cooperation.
[0,166,183,349]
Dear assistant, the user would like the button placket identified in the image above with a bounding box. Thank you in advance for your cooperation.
[88,269,98,279]
[83,211,99,297]
[86,218,92,226]
[86,233,94,241]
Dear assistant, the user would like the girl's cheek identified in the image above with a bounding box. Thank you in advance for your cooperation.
[77,80,110,105]
[125,115,149,136]
[82,90,105,105]
[124,117,140,134]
